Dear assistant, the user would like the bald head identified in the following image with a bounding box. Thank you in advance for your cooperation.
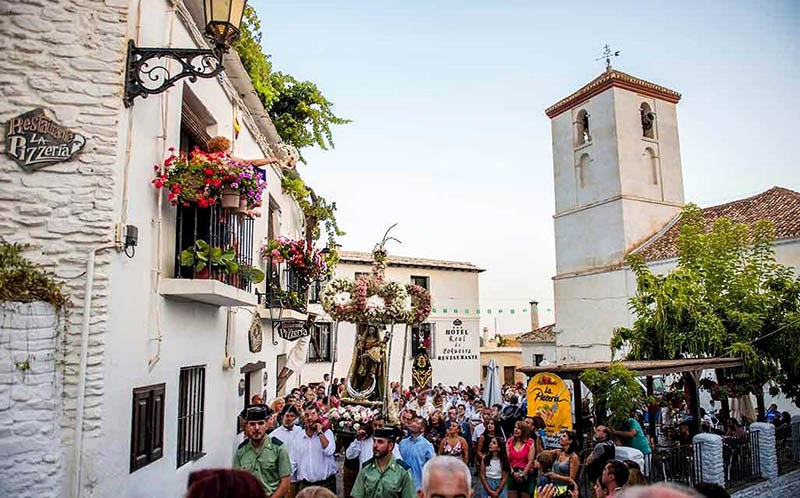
[619,483,703,498]
[420,456,472,498]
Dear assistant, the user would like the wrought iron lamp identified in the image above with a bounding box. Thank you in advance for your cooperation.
[124,0,248,107]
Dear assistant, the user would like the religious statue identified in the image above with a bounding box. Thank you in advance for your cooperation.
[345,324,389,401]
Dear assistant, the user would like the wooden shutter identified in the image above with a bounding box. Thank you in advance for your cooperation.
[181,102,211,149]
[150,384,165,461]
[130,383,165,472]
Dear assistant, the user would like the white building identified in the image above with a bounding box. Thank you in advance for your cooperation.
[0,1,321,497]
[300,251,484,389]
[545,67,800,365]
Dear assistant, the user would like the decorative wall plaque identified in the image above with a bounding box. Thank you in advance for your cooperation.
[5,108,85,172]
[248,310,263,353]
[412,352,432,389]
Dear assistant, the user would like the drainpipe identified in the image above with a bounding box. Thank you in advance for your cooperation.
[72,244,116,498]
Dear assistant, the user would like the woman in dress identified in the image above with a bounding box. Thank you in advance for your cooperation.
[542,431,580,486]
[480,436,510,498]
[439,420,469,464]
[426,410,447,451]
[506,421,536,498]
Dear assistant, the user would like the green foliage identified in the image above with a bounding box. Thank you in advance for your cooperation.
[234,7,350,158]
[612,204,800,402]
[0,242,67,310]
[180,240,238,275]
[581,364,644,429]
[281,176,344,248]
[239,265,265,285]
[494,334,510,347]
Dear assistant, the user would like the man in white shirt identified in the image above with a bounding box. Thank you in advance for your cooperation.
[269,405,302,490]
[294,404,337,493]
[345,415,403,468]
[321,373,331,396]
[407,392,436,419]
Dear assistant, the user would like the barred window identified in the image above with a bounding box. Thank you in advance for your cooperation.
[308,322,332,362]
[177,365,206,468]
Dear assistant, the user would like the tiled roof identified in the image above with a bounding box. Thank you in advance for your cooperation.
[338,251,485,273]
[634,187,800,262]
[545,68,681,118]
[517,324,555,342]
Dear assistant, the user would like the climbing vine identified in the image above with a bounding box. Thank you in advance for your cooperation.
[234,6,350,160]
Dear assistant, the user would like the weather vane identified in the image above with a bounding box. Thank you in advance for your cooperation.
[595,44,621,70]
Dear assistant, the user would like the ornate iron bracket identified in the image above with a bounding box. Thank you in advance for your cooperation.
[123,40,225,108]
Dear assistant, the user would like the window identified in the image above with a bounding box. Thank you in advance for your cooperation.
[130,383,165,472]
[177,366,206,468]
[411,276,429,290]
[640,103,656,139]
[577,153,590,188]
[534,354,544,366]
[355,272,369,280]
[308,322,332,362]
[308,280,322,304]
[575,109,590,146]
[644,147,659,185]
[504,366,516,385]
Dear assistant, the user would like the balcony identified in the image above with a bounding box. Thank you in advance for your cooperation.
[160,204,259,307]
[258,262,309,321]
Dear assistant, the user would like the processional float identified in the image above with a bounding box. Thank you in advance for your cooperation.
[320,226,432,430]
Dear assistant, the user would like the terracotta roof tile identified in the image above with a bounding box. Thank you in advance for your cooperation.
[338,251,485,273]
[634,187,800,262]
[545,68,681,118]
[517,324,555,342]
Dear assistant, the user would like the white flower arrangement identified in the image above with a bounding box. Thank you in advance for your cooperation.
[333,291,351,306]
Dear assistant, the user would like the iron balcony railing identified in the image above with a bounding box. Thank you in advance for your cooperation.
[723,431,761,489]
[260,260,306,313]
[776,421,800,475]
[645,442,704,488]
[174,204,255,292]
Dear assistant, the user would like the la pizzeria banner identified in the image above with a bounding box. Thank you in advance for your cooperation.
[527,373,572,448]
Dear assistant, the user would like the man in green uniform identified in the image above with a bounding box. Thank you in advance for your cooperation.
[352,426,416,498]
[234,405,291,498]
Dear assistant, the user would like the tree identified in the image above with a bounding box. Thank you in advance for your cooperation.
[611,204,800,403]
[580,364,644,429]
[234,7,350,159]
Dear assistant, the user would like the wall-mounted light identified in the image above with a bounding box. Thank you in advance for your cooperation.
[124,0,248,107]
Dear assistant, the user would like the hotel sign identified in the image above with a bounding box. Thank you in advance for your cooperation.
[6,108,85,172]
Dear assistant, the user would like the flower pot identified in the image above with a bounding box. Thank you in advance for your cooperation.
[237,197,249,214]
[221,186,240,209]
[194,267,210,279]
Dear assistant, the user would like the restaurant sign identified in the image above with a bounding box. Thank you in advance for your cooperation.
[278,321,310,341]
[527,373,572,448]
[6,108,85,172]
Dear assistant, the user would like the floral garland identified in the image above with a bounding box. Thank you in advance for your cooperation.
[321,262,432,326]
[326,405,379,434]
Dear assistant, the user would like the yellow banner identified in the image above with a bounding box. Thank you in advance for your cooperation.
[527,373,572,448]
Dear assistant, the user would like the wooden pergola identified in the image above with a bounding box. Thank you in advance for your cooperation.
[517,358,743,444]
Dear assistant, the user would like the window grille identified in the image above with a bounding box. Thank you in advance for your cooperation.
[177,365,206,468]
[308,322,332,362]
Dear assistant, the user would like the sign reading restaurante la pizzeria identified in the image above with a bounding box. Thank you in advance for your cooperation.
[5,108,85,172]
[527,373,572,448]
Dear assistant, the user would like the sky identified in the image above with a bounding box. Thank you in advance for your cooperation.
[251,0,800,335]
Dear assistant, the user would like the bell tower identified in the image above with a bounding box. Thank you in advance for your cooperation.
[547,68,685,361]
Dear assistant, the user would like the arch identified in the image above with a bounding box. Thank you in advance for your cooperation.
[577,153,590,188]
[640,102,655,138]
[644,147,658,185]
[575,109,590,146]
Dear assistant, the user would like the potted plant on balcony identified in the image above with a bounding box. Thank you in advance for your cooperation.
[153,147,233,208]
[239,265,266,285]
[229,159,267,216]
[180,240,238,279]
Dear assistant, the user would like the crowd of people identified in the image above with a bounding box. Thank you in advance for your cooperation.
[180,376,770,498]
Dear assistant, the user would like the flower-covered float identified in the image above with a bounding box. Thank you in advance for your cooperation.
[320,226,432,426]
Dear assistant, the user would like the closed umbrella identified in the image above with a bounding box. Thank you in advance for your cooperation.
[483,359,502,407]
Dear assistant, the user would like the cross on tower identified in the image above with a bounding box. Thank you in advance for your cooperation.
[595,44,621,70]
